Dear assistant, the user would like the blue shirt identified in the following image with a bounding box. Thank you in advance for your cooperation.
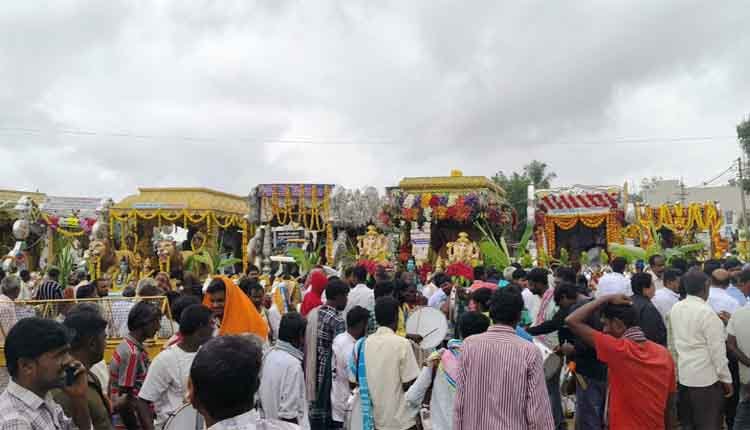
[726,285,747,307]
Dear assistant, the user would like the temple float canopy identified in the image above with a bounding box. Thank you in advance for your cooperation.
[109,187,251,284]
[383,170,514,272]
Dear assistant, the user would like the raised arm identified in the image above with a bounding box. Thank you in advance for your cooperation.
[566,295,631,347]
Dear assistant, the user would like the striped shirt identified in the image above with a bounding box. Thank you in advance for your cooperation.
[0,380,73,429]
[35,280,63,301]
[453,324,554,430]
[110,334,151,429]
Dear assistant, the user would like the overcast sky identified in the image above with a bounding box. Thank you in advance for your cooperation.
[1,1,748,200]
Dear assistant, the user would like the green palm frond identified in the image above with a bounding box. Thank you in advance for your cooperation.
[608,243,646,264]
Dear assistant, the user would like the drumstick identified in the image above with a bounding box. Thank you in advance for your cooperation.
[422,327,439,338]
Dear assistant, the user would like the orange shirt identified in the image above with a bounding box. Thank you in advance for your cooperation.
[594,331,676,430]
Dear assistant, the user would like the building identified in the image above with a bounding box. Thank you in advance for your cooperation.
[640,179,746,234]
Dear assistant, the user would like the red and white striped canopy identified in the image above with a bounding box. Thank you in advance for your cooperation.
[537,189,620,214]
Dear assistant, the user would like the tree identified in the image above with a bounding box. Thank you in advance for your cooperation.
[492,160,556,241]
[738,117,750,192]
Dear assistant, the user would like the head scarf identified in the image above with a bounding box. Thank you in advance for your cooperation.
[301,270,327,317]
[203,276,268,340]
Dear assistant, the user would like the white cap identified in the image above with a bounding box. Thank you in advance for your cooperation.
[595,273,633,298]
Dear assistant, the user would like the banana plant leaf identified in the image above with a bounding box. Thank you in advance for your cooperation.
[186,251,215,274]
[479,239,510,269]
[515,223,534,259]
[608,243,646,264]
[217,257,243,270]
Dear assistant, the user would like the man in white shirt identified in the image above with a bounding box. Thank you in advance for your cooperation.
[652,269,682,323]
[646,254,666,290]
[350,296,420,430]
[0,276,20,344]
[344,266,374,320]
[190,336,300,430]
[595,257,632,297]
[708,269,740,318]
[331,306,369,428]
[428,273,453,311]
[259,312,310,429]
[727,271,750,429]
[668,271,733,430]
[138,304,214,429]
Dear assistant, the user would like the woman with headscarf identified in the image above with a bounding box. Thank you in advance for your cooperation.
[203,276,268,341]
[301,270,328,317]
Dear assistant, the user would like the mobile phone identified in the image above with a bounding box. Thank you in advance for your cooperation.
[65,366,77,386]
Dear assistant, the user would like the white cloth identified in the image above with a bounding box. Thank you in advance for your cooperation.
[268,305,282,340]
[728,307,750,385]
[428,289,448,309]
[208,410,300,430]
[651,288,680,324]
[345,284,375,319]
[331,332,356,423]
[90,360,109,391]
[258,348,309,429]
[708,287,740,315]
[351,326,420,430]
[421,283,438,300]
[406,364,455,430]
[669,295,732,387]
[647,270,665,291]
[595,272,632,298]
[521,288,540,318]
[0,294,17,344]
[138,345,197,428]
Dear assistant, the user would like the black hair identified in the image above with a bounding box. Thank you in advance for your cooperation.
[630,272,654,296]
[374,296,399,327]
[239,279,264,297]
[458,311,490,338]
[75,283,97,299]
[179,304,213,336]
[171,295,202,323]
[343,267,354,279]
[432,273,451,287]
[553,282,578,304]
[19,270,30,282]
[470,288,493,312]
[373,280,395,299]
[663,269,682,284]
[63,309,107,350]
[648,254,664,266]
[346,305,370,329]
[511,268,527,281]
[206,278,226,295]
[325,279,350,301]
[601,303,637,328]
[487,268,500,281]
[127,301,161,332]
[47,267,61,279]
[5,318,71,377]
[555,267,577,284]
[526,268,549,286]
[724,258,742,271]
[353,266,368,284]
[703,260,722,278]
[190,336,262,421]
[247,264,260,274]
[122,286,136,297]
[682,271,709,297]
[611,257,627,274]
[489,287,523,326]
[473,266,486,281]
[669,257,688,274]
[739,270,750,284]
[278,312,307,343]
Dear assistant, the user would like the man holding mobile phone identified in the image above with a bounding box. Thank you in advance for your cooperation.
[0,317,92,430]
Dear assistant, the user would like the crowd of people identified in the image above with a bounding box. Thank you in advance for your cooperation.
[0,254,749,429]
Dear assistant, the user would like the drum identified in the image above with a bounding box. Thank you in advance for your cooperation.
[162,404,204,430]
[534,340,562,380]
[405,307,448,350]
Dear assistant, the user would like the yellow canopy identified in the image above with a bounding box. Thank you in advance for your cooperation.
[113,187,248,216]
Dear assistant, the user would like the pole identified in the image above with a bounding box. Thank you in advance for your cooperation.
[739,157,748,234]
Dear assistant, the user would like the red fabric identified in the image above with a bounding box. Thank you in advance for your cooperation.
[469,281,498,292]
[594,331,676,430]
[301,269,327,317]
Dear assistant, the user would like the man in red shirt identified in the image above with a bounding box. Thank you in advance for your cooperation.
[566,294,676,429]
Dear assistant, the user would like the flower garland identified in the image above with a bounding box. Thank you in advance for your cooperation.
[635,203,723,232]
[542,212,621,254]
[42,214,95,237]
[389,191,511,225]
[446,262,474,287]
